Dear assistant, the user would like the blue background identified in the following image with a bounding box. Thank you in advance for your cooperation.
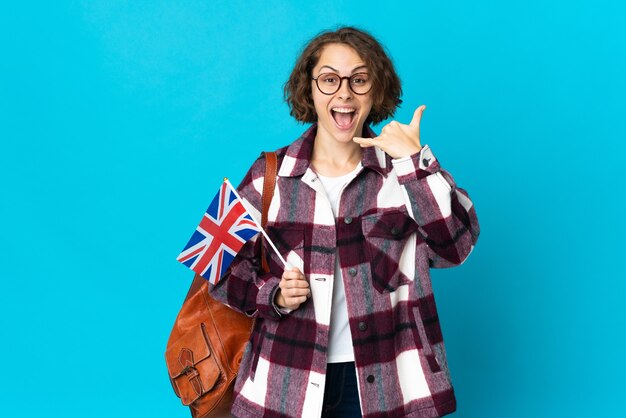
[1,1,625,417]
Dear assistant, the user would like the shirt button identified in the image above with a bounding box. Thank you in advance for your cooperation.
[366,375,375,383]
[344,216,353,224]
[358,322,367,331]
[348,267,357,277]
[390,227,400,236]
[422,158,431,167]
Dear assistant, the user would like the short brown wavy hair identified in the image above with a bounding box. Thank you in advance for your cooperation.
[284,26,402,125]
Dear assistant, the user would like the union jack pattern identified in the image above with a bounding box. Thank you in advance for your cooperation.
[177,181,260,284]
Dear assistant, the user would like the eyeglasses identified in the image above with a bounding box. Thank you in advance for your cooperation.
[311,72,372,95]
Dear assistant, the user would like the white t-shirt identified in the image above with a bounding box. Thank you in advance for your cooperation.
[317,165,361,363]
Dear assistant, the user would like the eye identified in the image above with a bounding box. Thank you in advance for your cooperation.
[351,73,369,85]
[320,73,339,84]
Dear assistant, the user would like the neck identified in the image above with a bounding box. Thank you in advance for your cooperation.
[311,126,363,177]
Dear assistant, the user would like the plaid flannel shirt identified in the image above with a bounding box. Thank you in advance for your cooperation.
[209,124,480,418]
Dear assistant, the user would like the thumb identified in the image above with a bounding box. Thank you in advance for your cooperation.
[409,105,426,130]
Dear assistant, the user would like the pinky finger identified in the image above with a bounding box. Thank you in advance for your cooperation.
[353,137,377,148]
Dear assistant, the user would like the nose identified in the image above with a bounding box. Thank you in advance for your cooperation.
[337,77,353,99]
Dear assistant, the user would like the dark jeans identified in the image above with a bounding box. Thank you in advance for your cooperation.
[322,362,363,418]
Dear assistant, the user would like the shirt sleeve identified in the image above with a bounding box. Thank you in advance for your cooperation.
[392,145,480,268]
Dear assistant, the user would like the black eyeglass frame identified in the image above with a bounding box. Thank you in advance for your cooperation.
[311,72,373,96]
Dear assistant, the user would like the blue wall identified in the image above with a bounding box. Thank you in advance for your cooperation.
[1,1,625,416]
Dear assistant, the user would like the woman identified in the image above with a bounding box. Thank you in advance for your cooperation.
[210,26,479,418]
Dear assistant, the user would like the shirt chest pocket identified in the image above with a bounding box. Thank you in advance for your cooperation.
[361,209,418,293]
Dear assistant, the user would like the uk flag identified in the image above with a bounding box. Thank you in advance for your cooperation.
[177,180,260,284]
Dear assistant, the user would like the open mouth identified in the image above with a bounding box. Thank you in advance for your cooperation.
[331,107,357,130]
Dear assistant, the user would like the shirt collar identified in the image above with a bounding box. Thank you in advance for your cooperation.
[277,123,388,178]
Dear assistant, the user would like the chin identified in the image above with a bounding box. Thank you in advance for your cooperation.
[334,129,360,143]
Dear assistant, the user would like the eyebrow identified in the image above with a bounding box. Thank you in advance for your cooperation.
[318,65,368,74]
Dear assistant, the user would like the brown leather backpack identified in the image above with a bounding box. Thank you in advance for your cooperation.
[165,152,277,417]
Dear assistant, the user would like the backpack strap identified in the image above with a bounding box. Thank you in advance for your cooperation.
[260,151,277,273]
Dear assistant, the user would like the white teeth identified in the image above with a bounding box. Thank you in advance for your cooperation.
[332,108,355,113]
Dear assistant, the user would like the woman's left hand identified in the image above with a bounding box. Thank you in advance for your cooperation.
[353,105,425,159]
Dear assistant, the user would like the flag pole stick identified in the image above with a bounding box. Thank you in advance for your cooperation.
[224,178,289,269]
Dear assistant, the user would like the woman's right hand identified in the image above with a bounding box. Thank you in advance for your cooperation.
[275,267,310,310]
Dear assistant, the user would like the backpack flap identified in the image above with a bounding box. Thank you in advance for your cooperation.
[166,323,221,405]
